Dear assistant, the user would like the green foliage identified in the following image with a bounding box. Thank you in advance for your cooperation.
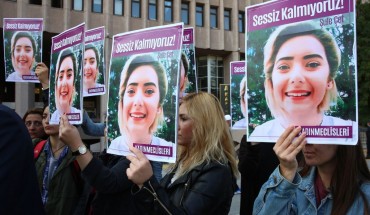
[3,31,42,77]
[231,74,244,122]
[246,18,356,133]
[49,46,83,114]
[107,52,179,143]
[356,0,370,126]
[182,44,197,93]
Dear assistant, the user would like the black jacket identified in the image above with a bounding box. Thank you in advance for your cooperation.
[237,135,279,215]
[82,155,137,215]
[132,161,236,215]
[0,104,45,215]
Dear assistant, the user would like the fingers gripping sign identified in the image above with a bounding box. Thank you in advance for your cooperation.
[126,146,154,188]
[273,126,306,182]
[59,114,82,149]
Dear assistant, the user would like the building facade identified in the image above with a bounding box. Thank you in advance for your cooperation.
[0,0,269,120]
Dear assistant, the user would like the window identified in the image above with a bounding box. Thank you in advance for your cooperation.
[224,9,231,31]
[164,0,173,22]
[238,12,245,33]
[51,0,63,8]
[210,6,218,28]
[29,0,41,5]
[73,0,83,11]
[196,4,204,27]
[148,0,157,20]
[114,0,124,15]
[181,3,189,24]
[131,0,141,18]
[196,56,224,97]
[92,0,103,13]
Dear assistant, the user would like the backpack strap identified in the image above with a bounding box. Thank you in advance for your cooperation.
[34,140,48,160]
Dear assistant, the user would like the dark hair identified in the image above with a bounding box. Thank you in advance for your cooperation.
[264,21,341,116]
[181,52,189,78]
[118,54,168,134]
[55,48,77,85]
[119,54,168,105]
[54,48,78,109]
[23,108,43,121]
[85,43,100,69]
[11,31,37,58]
[300,141,370,215]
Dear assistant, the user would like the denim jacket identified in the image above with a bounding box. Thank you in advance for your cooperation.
[253,167,370,215]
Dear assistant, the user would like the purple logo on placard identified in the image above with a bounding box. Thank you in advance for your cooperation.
[86,27,104,43]
[182,28,193,44]
[22,75,38,80]
[112,24,182,57]
[299,126,352,138]
[247,0,353,32]
[133,143,173,157]
[88,87,104,94]
[4,19,43,31]
[67,113,81,121]
[231,62,245,75]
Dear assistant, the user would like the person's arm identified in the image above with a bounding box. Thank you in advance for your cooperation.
[253,126,306,214]
[59,114,132,193]
[35,62,50,107]
[253,167,301,214]
[81,110,105,137]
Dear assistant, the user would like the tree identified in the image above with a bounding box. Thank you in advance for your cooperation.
[356,0,370,126]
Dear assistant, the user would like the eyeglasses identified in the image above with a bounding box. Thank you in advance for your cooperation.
[25,121,43,127]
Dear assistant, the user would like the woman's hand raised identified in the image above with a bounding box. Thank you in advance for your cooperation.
[126,146,153,188]
[273,126,306,182]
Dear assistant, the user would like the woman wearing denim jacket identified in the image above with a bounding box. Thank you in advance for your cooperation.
[253,126,370,215]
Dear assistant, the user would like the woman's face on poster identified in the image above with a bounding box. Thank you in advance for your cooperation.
[56,56,75,109]
[122,65,161,134]
[12,36,35,75]
[180,62,187,92]
[84,48,98,85]
[271,35,333,114]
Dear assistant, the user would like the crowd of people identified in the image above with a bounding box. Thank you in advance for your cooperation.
[2,23,370,215]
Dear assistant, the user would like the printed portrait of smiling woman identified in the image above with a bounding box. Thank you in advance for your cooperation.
[108,54,172,154]
[6,31,37,81]
[83,43,105,96]
[50,48,81,123]
[249,21,357,142]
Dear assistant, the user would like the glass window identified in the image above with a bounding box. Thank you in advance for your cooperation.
[224,9,231,31]
[73,0,83,11]
[92,0,103,13]
[196,4,204,27]
[196,56,224,97]
[181,3,189,25]
[164,0,173,22]
[132,0,141,18]
[114,0,124,15]
[238,12,245,33]
[29,0,41,5]
[51,0,63,8]
[210,7,218,28]
[148,0,157,20]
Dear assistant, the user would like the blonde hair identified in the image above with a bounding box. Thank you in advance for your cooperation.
[263,21,340,118]
[176,92,239,178]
